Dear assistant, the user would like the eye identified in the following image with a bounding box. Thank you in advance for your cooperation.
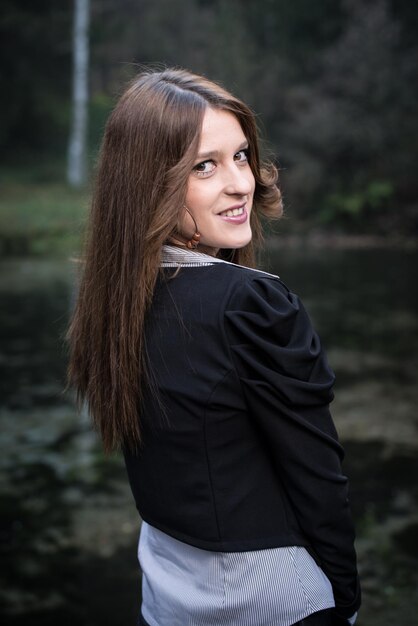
[234,149,249,164]
[193,160,216,177]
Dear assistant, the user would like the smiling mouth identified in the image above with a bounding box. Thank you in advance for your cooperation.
[219,206,245,218]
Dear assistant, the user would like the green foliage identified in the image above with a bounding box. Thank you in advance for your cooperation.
[320,181,394,225]
[365,181,395,211]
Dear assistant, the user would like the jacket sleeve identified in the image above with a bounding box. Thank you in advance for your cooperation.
[224,274,361,620]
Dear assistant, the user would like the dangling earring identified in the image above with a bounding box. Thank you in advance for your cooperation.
[184,207,201,249]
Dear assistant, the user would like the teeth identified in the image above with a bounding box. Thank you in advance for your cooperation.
[221,207,244,217]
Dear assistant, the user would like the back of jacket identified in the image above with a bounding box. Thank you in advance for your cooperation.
[123,260,361,618]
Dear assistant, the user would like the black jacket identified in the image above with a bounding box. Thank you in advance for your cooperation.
[124,260,361,620]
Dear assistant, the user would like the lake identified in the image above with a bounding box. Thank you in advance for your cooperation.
[1,245,417,625]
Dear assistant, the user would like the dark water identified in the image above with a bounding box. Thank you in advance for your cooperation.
[1,249,417,625]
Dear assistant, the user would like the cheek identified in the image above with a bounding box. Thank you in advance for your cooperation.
[249,170,256,192]
[185,180,202,206]
[186,180,216,210]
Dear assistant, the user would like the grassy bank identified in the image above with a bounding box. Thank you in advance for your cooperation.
[0,180,89,257]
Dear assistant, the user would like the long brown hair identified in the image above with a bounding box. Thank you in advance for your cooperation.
[67,68,283,452]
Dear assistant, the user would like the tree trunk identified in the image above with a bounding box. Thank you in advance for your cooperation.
[67,0,90,187]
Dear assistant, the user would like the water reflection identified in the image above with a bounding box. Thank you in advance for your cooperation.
[1,249,417,625]
[0,260,140,625]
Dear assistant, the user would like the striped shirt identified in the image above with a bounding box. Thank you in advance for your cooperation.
[139,521,335,626]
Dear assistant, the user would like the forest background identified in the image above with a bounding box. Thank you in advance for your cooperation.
[1,2,418,624]
[1,0,418,252]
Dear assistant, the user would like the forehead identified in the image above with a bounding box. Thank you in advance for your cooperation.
[198,108,246,151]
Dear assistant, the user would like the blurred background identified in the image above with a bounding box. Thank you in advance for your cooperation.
[0,0,417,624]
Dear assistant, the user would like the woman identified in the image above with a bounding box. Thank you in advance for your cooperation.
[67,68,361,626]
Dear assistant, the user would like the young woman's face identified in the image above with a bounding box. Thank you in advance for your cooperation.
[183,108,255,255]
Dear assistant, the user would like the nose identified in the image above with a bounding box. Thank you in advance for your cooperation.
[223,163,255,197]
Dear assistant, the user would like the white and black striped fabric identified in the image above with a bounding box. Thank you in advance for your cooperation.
[160,244,279,278]
[139,521,335,626]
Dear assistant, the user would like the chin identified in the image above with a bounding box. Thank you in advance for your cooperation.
[203,229,252,252]
[230,231,253,250]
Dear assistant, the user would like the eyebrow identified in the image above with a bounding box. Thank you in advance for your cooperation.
[196,140,249,161]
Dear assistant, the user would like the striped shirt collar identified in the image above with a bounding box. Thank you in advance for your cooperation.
[161,245,230,267]
[161,244,279,278]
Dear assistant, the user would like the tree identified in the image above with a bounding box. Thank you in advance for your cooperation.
[280,0,418,229]
[67,0,90,187]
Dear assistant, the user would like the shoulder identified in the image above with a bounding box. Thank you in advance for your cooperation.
[216,265,319,365]
[222,264,335,401]
[208,261,294,303]
[220,263,299,318]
